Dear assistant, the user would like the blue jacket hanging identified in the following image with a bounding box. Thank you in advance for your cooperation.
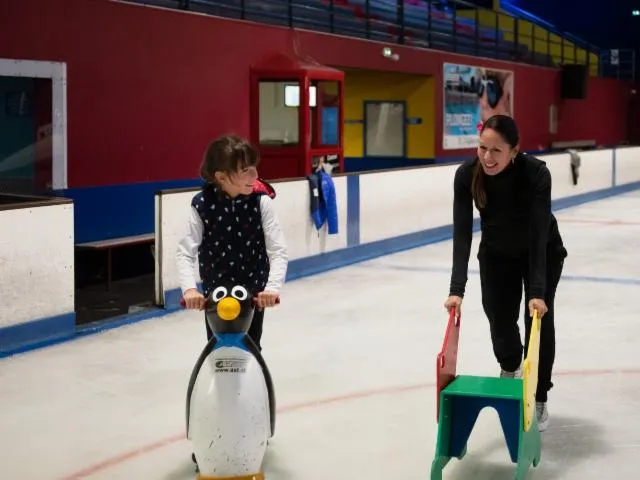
[307,171,338,235]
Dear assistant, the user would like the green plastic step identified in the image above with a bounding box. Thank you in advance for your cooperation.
[442,375,523,400]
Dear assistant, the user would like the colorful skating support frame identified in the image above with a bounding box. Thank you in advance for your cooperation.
[430,309,542,480]
[435,308,461,422]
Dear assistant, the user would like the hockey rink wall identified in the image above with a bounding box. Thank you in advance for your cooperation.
[155,146,640,308]
[0,146,639,357]
[0,198,75,353]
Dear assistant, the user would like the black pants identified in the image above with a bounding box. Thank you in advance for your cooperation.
[479,248,564,403]
[205,308,266,350]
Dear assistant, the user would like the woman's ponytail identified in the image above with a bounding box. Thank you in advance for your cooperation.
[471,159,486,209]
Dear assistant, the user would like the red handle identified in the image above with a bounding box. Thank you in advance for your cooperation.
[179,296,280,308]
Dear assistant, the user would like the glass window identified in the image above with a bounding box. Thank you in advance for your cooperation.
[0,76,53,194]
[364,101,406,157]
[259,81,301,147]
[313,80,340,148]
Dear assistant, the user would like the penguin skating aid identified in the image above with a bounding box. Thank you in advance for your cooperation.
[182,284,278,480]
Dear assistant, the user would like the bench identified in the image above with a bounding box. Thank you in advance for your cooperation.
[75,233,155,291]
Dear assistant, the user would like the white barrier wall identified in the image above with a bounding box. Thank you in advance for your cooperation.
[359,165,457,244]
[1,147,636,356]
[544,151,613,199]
[616,147,640,185]
[154,147,640,307]
[0,200,74,329]
[266,177,349,260]
[155,177,349,304]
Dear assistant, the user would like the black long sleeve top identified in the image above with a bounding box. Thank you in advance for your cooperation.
[449,153,564,300]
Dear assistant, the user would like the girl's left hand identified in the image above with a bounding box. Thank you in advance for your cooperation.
[256,290,279,308]
[528,298,548,318]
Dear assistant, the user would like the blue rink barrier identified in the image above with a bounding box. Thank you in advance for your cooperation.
[1,146,639,358]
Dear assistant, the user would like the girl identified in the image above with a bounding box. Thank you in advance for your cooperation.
[444,115,567,432]
[175,134,288,350]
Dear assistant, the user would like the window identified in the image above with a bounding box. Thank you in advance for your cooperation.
[0,76,53,194]
[0,59,67,194]
[313,80,340,148]
[364,101,406,157]
[259,81,300,146]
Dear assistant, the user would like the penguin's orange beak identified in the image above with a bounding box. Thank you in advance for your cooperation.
[216,297,241,321]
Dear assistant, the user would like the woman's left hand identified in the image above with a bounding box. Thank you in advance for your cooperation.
[528,298,548,318]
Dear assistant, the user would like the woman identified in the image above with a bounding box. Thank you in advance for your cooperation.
[444,115,567,432]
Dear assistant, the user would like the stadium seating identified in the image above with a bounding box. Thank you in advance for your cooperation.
[134,0,601,70]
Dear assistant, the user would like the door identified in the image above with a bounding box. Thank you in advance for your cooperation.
[364,101,406,158]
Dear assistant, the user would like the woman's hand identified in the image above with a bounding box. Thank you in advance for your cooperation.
[444,295,463,320]
[528,298,548,318]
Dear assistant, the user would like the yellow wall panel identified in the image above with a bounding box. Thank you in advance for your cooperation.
[344,70,435,159]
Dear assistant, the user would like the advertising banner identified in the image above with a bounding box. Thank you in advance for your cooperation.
[443,62,514,150]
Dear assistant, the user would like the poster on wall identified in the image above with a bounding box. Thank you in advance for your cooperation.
[442,62,514,150]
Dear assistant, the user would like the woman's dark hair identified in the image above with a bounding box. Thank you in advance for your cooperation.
[200,134,260,183]
[472,115,520,208]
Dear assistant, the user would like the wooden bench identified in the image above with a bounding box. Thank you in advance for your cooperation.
[75,233,155,291]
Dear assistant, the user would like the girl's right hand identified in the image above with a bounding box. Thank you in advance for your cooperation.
[183,288,206,310]
[444,295,463,319]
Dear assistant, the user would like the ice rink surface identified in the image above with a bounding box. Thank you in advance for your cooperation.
[2,191,640,480]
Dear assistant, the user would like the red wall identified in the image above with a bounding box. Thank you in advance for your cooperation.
[555,77,633,145]
[2,0,634,186]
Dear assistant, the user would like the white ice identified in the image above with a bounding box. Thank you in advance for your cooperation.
[2,191,640,480]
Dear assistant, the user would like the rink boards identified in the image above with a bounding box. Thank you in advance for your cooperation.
[1,146,640,355]
[155,146,640,307]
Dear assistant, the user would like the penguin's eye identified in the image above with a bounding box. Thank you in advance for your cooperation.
[212,286,228,302]
[231,286,248,301]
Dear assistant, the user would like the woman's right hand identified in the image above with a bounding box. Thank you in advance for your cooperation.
[183,288,206,310]
[444,295,463,319]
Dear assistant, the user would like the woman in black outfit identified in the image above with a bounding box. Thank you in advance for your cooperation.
[444,115,567,432]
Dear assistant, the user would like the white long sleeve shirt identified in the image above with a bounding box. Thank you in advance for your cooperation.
[175,195,288,295]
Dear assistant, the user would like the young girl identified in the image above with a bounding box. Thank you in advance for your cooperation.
[175,134,288,350]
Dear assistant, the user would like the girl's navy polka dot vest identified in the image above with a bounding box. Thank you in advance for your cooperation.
[192,185,270,298]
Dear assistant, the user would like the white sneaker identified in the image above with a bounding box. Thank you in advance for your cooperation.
[536,402,549,432]
[500,365,522,379]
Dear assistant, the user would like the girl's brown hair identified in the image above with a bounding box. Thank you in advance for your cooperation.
[472,115,520,208]
[200,134,260,183]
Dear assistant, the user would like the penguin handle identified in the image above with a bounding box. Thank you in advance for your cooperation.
[179,296,280,308]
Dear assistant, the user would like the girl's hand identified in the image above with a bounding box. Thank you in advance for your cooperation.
[183,288,206,310]
[528,298,548,318]
[444,295,463,320]
[256,290,279,308]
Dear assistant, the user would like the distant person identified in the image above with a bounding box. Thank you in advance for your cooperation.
[444,115,567,431]
[176,134,289,348]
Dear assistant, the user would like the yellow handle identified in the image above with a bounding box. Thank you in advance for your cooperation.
[522,308,542,432]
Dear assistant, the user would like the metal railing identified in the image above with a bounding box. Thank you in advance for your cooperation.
[129,0,634,81]
[599,49,636,82]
